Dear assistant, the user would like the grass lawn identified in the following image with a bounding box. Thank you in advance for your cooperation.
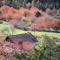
[0,21,60,38]
[13,29,60,38]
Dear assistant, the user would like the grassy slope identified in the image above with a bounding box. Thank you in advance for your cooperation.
[0,21,60,38]
[13,29,60,38]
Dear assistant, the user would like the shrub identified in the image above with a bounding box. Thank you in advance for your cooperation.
[14,35,57,60]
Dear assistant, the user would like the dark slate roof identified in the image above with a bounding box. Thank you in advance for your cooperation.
[5,33,37,43]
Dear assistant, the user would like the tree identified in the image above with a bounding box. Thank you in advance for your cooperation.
[32,0,37,7]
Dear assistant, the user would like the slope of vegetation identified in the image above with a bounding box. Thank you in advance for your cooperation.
[10,35,60,60]
[0,0,60,60]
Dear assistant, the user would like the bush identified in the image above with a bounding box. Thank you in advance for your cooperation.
[14,35,58,60]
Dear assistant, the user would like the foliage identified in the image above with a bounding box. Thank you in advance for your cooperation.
[0,21,14,36]
[0,6,60,31]
[13,35,59,60]
[36,0,60,10]
[42,45,60,60]
[0,0,60,9]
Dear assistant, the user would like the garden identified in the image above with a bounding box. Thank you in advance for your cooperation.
[0,0,60,60]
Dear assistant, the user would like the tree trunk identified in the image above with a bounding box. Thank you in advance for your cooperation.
[32,0,37,7]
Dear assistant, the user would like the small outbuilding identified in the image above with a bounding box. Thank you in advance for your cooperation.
[5,33,37,50]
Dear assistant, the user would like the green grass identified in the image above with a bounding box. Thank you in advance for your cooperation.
[13,29,60,38]
[0,21,60,38]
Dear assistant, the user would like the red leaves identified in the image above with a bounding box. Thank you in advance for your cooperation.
[32,17,46,29]
[46,19,60,27]
[0,6,11,13]
[0,47,3,55]
[32,17,60,30]
[29,7,39,14]
[17,8,26,15]
[0,6,39,21]
[0,6,60,30]
[0,40,34,55]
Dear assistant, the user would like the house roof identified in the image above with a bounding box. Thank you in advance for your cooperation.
[5,33,37,43]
